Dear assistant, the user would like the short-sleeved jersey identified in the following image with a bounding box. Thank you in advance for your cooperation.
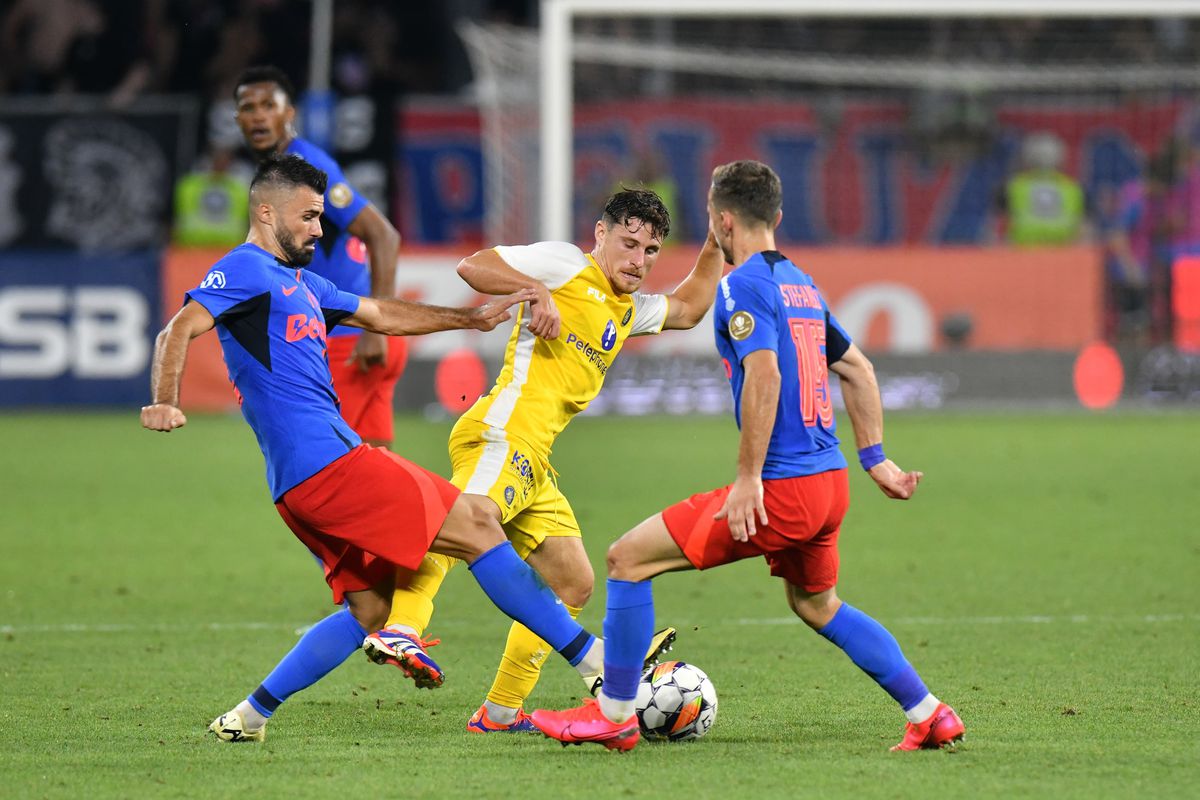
[461,241,669,454]
[285,137,371,338]
[713,250,852,479]
[186,243,363,500]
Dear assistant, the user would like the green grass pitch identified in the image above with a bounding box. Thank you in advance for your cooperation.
[1,410,1197,799]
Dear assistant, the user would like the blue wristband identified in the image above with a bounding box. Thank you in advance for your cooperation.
[857,444,886,471]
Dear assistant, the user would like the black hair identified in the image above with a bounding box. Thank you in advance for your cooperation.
[234,65,297,104]
[710,160,782,226]
[602,187,671,241]
[250,154,327,198]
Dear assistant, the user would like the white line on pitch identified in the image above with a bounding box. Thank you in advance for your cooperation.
[1,613,1196,636]
[719,613,1200,627]
[0,622,285,634]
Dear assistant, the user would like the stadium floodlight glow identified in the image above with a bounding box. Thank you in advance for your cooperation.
[538,0,1200,241]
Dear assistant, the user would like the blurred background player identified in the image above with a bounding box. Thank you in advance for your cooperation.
[532,160,964,753]
[142,154,608,742]
[234,65,405,448]
[363,189,725,732]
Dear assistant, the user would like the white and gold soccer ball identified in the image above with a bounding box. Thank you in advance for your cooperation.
[634,660,718,741]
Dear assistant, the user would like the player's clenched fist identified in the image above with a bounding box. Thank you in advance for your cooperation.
[142,403,188,432]
[867,459,922,500]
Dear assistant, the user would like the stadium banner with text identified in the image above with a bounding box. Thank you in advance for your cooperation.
[0,250,161,406]
[398,97,1187,245]
[161,244,1099,412]
[0,99,197,251]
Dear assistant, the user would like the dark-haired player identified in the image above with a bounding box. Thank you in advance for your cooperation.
[532,161,965,752]
[142,155,609,742]
[364,189,725,733]
[234,65,404,449]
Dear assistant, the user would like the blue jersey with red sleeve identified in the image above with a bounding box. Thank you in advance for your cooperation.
[285,137,371,338]
[186,243,363,500]
[713,250,852,479]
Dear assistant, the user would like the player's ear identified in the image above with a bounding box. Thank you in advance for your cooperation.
[254,202,273,226]
[594,218,606,245]
[773,208,783,230]
[720,209,735,236]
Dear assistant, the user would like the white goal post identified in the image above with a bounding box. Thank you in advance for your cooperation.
[539,0,1200,241]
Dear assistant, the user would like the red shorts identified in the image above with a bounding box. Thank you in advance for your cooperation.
[327,334,408,443]
[662,469,850,593]
[275,445,460,604]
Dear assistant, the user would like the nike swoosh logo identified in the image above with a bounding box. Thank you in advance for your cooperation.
[282,285,298,296]
[560,721,633,741]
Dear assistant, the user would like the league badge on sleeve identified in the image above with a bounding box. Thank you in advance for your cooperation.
[729,310,755,341]
[329,183,353,208]
[504,486,515,506]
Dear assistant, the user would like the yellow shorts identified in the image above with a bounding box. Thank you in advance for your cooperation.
[448,417,581,559]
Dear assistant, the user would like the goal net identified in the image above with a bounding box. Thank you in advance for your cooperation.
[462,7,1200,247]
[459,4,1200,409]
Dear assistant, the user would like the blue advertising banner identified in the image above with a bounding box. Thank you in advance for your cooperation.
[0,250,161,406]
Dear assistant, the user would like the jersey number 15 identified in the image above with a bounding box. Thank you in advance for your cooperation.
[789,318,834,428]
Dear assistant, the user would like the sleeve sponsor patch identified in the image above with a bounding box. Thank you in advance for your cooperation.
[729,310,755,340]
[328,183,353,208]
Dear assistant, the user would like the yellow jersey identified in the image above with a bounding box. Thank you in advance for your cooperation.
[461,241,669,454]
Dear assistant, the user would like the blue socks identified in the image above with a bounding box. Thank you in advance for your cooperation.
[818,603,929,711]
[247,607,366,717]
[468,541,594,665]
[601,579,655,702]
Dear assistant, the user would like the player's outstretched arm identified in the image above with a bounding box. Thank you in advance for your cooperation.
[662,228,726,330]
[346,289,536,337]
[829,343,923,500]
[346,204,402,371]
[141,302,216,432]
[457,248,559,339]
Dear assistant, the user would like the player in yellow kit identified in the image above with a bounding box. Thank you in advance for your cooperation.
[362,189,725,731]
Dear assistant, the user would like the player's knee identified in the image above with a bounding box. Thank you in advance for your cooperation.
[435,496,505,561]
[606,538,647,582]
[788,588,840,630]
[556,572,593,609]
[347,592,391,631]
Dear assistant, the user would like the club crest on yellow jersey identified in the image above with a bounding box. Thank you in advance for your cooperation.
[601,320,618,351]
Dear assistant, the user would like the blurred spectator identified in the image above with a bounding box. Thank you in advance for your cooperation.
[158,0,230,96]
[1001,131,1085,247]
[1,0,156,107]
[171,145,250,247]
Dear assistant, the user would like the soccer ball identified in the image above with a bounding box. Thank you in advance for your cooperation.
[635,660,717,741]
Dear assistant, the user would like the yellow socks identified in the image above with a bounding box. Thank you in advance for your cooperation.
[485,604,583,709]
[386,552,459,633]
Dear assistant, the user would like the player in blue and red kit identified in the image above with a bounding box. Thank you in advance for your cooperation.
[532,160,965,752]
[235,66,405,448]
[142,155,608,742]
